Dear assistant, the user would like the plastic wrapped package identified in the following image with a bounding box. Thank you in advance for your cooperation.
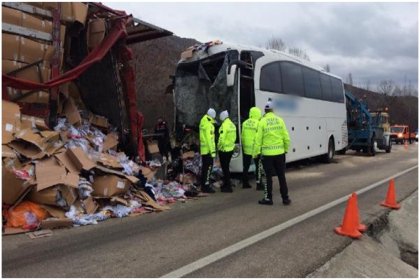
[78,177,93,199]
[102,204,132,218]
[54,118,68,131]
[6,201,48,229]
[65,205,110,226]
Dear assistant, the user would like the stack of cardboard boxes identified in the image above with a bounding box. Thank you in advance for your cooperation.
[1,2,88,103]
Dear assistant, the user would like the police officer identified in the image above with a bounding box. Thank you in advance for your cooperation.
[254,101,291,205]
[217,110,237,193]
[241,107,264,190]
[199,108,217,193]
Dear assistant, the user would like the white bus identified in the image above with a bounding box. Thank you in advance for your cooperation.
[174,41,347,172]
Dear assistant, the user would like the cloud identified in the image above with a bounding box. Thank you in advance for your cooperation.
[106,2,418,90]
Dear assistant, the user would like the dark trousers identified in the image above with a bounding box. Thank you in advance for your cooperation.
[262,154,289,201]
[200,154,213,187]
[242,154,261,186]
[158,140,170,160]
[219,151,233,189]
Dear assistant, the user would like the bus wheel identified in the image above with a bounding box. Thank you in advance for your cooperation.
[386,141,392,153]
[322,138,335,163]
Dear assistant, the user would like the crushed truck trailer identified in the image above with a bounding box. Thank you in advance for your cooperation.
[2,2,172,161]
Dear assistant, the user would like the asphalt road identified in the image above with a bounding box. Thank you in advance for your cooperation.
[2,143,418,277]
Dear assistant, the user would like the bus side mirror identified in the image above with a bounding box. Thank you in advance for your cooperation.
[227,65,237,87]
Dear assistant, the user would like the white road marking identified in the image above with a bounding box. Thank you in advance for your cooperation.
[162,165,418,278]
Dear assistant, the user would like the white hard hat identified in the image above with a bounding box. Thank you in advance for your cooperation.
[207,108,216,119]
[219,110,229,121]
[265,101,273,110]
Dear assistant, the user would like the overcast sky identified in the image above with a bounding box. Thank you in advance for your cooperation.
[107,2,418,92]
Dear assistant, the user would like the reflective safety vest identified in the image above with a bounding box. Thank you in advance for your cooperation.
[253,112,290,157]
[241,107,262,155]
[199,114,216,157]
[218,117,237,152]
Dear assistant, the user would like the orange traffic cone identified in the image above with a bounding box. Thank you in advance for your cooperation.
[352,193,367,232]
[404,140,408,150]
[335,193,363,238]
[380,179,401,209]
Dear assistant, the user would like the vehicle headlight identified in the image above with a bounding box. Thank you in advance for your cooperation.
[398,133,403,138]
[232,144,241,158]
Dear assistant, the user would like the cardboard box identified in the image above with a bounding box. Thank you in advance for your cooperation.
[19,36,45,64]
[40,205,66,218]
[89,113,109,129]
[2,100,21,144]
[6,88,50,104]
[95,165,139,184]
[2,33,20,61]
[2,34,55,64]
[27,2,87,25]
[139,165,156,182]
[35,157,79,191]
[29,185,77,207]
[83,196,99,214]
[147,141,160,154]
[3,6,53,34]
[66,147,96,171]
[20,115,49,131]
[87,18,106,50]
[40,218,73,229]
[8,140,45,159]
[14,129,44,149]
[103,132,119,151]
[2,145,17,158]
[2,167,33,205]
[63,97,81,126]
[182,151,195,160]
[55,150,79,174]
[2,6,21,26]
[3,60,50,83]
[92,175,129,198]
[97,153,122,169]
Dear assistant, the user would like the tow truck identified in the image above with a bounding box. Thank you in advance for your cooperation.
[344,91,391,155]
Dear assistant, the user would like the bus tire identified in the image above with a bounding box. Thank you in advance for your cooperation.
[322,138,335,163]
[385,141,392,153]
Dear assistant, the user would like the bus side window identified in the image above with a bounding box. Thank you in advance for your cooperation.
[330,77,345,103]
[320,74,333,102]
[280,62,304,96]
[260,62,282,93]
[302,67,322,100]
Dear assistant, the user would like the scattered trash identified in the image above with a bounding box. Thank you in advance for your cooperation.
[27,229,53,239]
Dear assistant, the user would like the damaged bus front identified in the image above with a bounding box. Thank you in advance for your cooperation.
[174,41,264,172]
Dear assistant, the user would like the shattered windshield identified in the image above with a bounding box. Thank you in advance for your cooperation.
[174,51,239,129]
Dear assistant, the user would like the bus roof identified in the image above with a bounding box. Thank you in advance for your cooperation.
[179,40,343,80]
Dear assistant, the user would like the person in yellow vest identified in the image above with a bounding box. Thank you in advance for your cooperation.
[253,101,291,205]
[217,110,237,193]
[241,107,264,190]
[199,108,217,193]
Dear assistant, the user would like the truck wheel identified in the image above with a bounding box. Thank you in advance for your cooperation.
[322,138,335,163]
[368,138,376,156]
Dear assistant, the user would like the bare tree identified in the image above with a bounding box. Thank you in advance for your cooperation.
[324,64,331,72]
[365,80,371,91]
[377,80,395,95]
[347,73,353,85]
[288,47,310,61]
[265,37,286,51]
